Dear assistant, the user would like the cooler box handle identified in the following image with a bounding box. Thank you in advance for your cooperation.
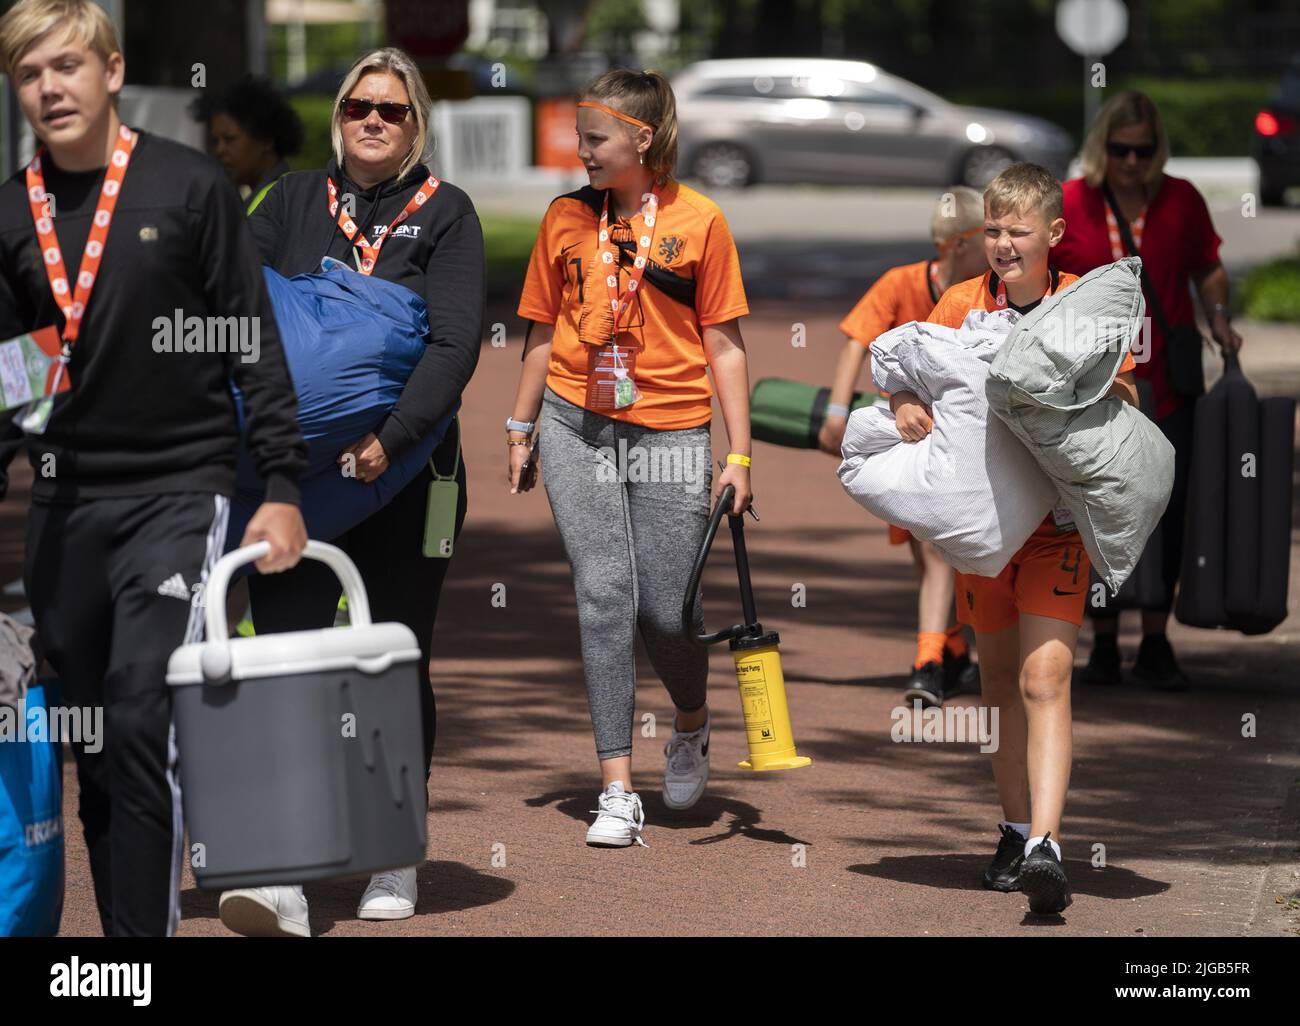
[203,540,373,644]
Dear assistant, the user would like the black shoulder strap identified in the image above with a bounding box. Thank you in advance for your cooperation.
[562,187,697,310]
[1101,181,1171,336]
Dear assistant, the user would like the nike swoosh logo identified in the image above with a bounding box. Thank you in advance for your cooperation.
[561,242,582,254]
[1052,587,1082,596]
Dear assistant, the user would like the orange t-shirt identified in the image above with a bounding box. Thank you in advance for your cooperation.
[517,179,749,430]
[839,259,940,346]
[927,268,1138,536]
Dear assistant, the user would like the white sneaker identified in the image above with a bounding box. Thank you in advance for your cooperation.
[586,781,648,848]
[663,714,710,810]
[357,866,417,920]
[218,885,310,938]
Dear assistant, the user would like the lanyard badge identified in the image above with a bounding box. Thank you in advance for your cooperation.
[326,175,440,276]
[20,124,136,434]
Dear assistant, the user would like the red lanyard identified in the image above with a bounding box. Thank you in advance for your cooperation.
[597,183,661,340]
[1105,201,1146,261]
[26,124,137,356]
[326,174,440,275]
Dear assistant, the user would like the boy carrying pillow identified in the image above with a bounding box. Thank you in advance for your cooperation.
[890,163,1138,914]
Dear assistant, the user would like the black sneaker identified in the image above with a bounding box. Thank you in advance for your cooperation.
[1081,635,1122,686]
[982,823,1025,892]
[943,649,980,696]
[1018,831,1072,913]
[902,661,945,708]
[1132,633,1189,691]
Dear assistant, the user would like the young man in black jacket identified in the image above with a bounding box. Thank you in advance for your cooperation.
[0,0,308,936]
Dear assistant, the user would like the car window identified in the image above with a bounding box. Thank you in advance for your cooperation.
[1276,68,1300,108]
[695,78,797,99]
[834,81,911,107]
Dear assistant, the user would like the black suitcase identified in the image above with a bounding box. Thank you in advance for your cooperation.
[1175,353,1295,635]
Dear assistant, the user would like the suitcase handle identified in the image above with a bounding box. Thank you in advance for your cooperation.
[202,540,373,645]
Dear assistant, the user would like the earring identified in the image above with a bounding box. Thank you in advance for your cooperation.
[639,153,644,165]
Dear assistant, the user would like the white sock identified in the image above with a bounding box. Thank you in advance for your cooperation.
[1001,820,1031,840]
[1025,834,1061,860]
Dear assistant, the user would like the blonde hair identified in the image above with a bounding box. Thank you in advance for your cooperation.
[1079,90,1169,188]
[0,0,120,79]
[985,162,1063,222]
[580,69,679,179]
[930,185,985,242]
[331,47,433,182]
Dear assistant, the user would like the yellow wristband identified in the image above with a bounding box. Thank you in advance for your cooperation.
[726,453,752,468]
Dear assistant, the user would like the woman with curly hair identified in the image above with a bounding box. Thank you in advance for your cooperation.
[192,74,304,213]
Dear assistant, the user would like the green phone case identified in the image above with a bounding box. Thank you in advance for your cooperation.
[423,416,462,558]
[422,479,459,558]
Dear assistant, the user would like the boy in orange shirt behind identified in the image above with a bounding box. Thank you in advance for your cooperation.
[890,164,1138,914]
[819,187,987,707]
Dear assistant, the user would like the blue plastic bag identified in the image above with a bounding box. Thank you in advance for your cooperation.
[0,681,65,936]
[228,266,458,549]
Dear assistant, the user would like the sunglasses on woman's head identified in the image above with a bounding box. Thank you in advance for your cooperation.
[1106,141,1156,160]
[339,98,413,124]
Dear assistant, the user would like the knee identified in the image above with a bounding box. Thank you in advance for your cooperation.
[1019,665,1069,705]
[639,594,693,643]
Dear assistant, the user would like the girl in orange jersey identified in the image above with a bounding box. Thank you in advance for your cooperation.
[509,70,753,848]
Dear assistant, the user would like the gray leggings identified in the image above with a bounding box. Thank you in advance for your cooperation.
[539,387,713,760]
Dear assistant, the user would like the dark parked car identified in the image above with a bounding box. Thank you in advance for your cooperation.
[1254,58,1300,207]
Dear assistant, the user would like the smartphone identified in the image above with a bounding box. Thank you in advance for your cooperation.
[519,435,540,485]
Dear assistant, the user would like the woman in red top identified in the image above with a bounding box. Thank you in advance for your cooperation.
[1053,91,1243,690]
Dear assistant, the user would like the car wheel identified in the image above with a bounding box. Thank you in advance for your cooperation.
[691,143,755,189]
[1259,176,1286,207]
[960,146,1015,189]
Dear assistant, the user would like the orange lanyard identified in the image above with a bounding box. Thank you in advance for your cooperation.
[26,124,136,360]
[1105,201,1146,261]
[597,183,661,340]
[326,174,440,275]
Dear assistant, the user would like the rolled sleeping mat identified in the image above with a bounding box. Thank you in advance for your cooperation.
[1175,372,1229,628]
[1241,395,1296,634]
[1223,359,1262,625]
[750,377,882,449]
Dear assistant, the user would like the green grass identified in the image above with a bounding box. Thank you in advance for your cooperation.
[1240,256,1300,322]
[481,213,542,297]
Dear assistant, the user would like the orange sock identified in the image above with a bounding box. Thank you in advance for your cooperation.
[915,631,946,669]
[944,623,968,658]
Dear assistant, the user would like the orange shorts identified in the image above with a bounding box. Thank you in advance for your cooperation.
[888,524,912,546]
[954,521,1091,634]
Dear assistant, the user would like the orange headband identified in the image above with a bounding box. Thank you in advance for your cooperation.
[577,100,653,131]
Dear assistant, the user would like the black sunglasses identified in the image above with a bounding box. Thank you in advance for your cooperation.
[339,98,413,125]
[1106,141,1156,160]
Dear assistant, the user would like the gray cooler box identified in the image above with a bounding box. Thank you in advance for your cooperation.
[167,541,427,890]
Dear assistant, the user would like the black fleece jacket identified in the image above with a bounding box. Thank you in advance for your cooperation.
[248,158,484,462]
[0,130,306,504]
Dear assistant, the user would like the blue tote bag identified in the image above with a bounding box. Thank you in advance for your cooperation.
[0,680,65,936]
